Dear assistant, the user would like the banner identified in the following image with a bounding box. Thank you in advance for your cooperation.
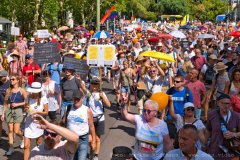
[100,6,116,24]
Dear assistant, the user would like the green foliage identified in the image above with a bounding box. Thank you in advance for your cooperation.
[0,0,228,34]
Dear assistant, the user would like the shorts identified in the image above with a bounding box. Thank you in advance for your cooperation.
[48,111,57,121]
[5,107,23,124]
[121,86,130,94]
[111,70,119,79]
[94,120,105,135]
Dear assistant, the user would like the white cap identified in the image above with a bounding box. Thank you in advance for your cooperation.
[184,102,194,109]
[158,42,163,46]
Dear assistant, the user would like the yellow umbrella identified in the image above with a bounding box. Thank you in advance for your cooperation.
[140,51,175,62]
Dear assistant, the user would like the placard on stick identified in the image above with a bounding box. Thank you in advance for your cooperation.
[11,27,20,36]
[64,57,89,81]
[34,42,60,64]
[37,30,49,38]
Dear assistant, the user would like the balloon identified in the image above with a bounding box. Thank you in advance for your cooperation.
[137,33,142,38]
[90,30,94,35]
[150,92,169,111]
[133,38,138,43]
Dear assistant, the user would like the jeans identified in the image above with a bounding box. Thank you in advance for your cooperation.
[195,108,202,119]
[74,134,89,160]
[61,101,73,118]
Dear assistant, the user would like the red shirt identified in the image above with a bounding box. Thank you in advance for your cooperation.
[22,63,40,85]
[191,56,206,70]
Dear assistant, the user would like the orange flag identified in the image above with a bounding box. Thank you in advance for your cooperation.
[100,6,116,24]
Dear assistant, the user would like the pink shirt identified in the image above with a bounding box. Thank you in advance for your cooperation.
[187,80,206,108]
[14,40,27,56]
[191,56,206,70]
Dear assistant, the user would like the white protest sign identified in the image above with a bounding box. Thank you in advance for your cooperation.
[87,45,116,67]
[142,22,148,31]
[11,27,20,36]
[37,29,49,38]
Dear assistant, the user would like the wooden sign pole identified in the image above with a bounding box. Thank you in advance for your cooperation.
[99,66,102,92]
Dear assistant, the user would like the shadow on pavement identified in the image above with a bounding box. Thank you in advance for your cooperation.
[7,151,23,160]
[110,125,135,137]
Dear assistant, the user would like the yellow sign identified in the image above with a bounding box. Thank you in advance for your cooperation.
[88,46,98,59]
[104,47,114,60]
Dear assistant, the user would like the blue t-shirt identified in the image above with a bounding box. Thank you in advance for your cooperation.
[166,87,193,120]
[47,63,63,85]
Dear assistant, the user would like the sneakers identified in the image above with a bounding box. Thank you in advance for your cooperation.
[6,148,14,156]
[20,140,24,149]
[92,155,98,160]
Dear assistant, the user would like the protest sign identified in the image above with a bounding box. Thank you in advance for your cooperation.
[64,57,89,81]
[87,45,115,67]
[37,30,49,38]
[142,22,148,31]
[11,27,20,36]
[34,42,60,64]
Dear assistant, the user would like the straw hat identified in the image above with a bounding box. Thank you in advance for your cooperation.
[10,50,20,58]
[26,82,43,93]
[63,50,75,56]
[214,62,228,71]
[135,55,145,62]
[209,54,217,60]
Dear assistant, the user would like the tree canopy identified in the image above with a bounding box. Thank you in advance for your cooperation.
[0,0,227,34]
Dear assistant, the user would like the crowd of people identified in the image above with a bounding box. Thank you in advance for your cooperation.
[0,20,239,160]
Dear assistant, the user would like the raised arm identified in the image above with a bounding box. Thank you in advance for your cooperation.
[33,114,79,154]
[168,95,177,121]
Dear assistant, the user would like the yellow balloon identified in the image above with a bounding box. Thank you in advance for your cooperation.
[90,30,94,35]
[137,33,142,38]
[150,92,169,111]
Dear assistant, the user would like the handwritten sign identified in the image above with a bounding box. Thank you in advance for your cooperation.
[37,30,49,38]
[11,27,20,36]
[34,42,60,64]
[64,57,89,81]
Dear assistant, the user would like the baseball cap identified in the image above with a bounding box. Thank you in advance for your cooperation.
[73,90,83,99]
[217,93,230,101]
[25,54,32,59]
[184,102,194,109]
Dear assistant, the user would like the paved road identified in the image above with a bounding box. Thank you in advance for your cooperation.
[0,79,136,160]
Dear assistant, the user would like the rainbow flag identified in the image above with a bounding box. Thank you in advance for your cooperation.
[107,11,118,20]
[100,6,116,24]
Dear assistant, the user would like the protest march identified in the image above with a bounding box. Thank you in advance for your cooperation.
[0,8,240,160]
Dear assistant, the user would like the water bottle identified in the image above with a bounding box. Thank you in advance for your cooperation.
[220,123,228,134]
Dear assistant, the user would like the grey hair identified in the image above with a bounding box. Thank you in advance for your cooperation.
[144,99,158,110]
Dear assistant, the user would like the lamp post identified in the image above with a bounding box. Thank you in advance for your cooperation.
[97,0,100,31]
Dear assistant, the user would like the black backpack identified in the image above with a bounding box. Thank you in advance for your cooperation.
[205,64,216,85]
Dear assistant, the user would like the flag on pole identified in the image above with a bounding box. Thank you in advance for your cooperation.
[107,11,118,20]
[100,6,116,24]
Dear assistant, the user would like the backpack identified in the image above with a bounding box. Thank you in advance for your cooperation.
[48,63,61,76]
[205,64,216,85]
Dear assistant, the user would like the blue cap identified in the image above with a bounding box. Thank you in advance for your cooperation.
[25,54,32,59]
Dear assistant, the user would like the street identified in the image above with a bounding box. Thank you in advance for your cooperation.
[0,78,136,160]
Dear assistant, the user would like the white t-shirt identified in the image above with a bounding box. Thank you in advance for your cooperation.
[144,75,163,93]
[67,105,89,136]
[24,96,48,138]
[176,114,205,150]
[30,140,74,160]
[134,115,169,160]
[86,91,107,121]
[42,81,60,111]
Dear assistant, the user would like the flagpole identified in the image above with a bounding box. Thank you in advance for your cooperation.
[113,18,116,33]
[107,20,109,31]
[97,0,100,31]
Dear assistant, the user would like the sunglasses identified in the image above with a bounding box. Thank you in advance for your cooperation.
[44,130,57,138]
[174,80,182,83]
[143,109,156,114]
[149,70,156,73]
[185,107,195,112]
[10,78,16,81]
